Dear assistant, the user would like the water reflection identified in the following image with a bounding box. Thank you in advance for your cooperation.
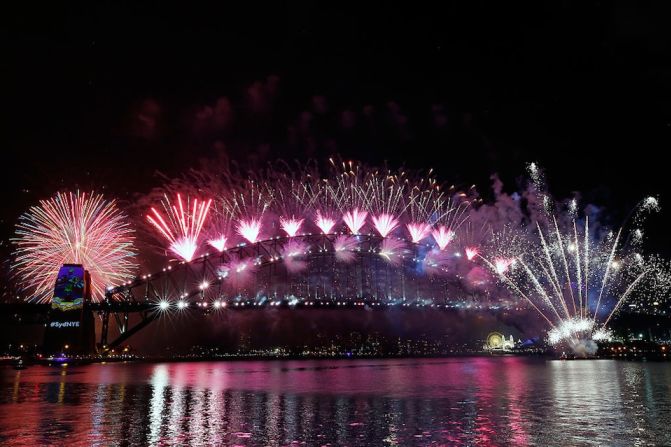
[2,358,671,446]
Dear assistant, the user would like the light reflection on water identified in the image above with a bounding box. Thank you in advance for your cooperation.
[2,358,671,446]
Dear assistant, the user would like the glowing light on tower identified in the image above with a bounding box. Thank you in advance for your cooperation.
[431,225,455,250]
[406,222,432,243]
[147,194,212,262]
[280,217,304,237]
[371,213,399,238]
[342,208,368,234]
[315,211,336,234]
[237,218,262,244]
[12,191,137,302]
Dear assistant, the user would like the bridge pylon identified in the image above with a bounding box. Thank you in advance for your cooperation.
[43,264,96,355]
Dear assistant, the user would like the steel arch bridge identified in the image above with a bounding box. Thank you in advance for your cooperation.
[95,232,472,350]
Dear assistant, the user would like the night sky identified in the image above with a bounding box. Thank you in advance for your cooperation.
[3,3,671,288]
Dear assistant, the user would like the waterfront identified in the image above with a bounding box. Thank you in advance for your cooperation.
[1,357,671,446]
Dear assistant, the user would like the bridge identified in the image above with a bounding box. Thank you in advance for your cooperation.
[97,233,472,350]
[11,232,490,354]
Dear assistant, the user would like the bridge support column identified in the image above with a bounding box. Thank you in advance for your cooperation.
[42,265,97,355]
[100,310,110,349]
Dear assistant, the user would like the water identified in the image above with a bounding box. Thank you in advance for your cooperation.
[1,357,670,446]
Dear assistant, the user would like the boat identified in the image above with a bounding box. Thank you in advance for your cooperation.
[13,359,27,370]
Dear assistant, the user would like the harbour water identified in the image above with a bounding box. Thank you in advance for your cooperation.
[1,357,671,446]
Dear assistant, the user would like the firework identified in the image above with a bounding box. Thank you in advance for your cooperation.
[465,247,479,261]
[371,213,399,238]
[237,218,263,244]
[224,180,272,244]
[219,256,257,289]
[421,248,452,276]
[378,238,407,266]
[206,201,234,252]
[431,226,455,250]
[333,235,358,263]
[207,236,228,252]
[315,211,337,234]
[406,222,432,243]
[280,217,304,237]
[281,239,309,273]
[13,191,137,302]
[493,257,514,274]
[343,208,368,234]
[147,193,212,262]
[482,202,661,350]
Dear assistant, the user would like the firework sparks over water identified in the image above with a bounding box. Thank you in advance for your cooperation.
[479,166,669,352]
[12,191,137,302]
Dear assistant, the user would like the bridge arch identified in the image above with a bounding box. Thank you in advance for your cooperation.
[97,232,475,350]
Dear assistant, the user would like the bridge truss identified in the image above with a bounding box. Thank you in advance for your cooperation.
[97,233,471,349]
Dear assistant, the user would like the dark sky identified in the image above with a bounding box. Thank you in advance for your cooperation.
[3,2,671,253]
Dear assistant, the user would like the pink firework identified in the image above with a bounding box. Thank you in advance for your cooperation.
[378,238,407,266]
[280,216,304,237]
[13,191,137,302]
[494,257,514,274]
[236,218,262,244]
[465,247,479,261]
[342,208,368,234]
[406,222,432,243]
[219,256,257,289]
[315,211,336,234]
[371,213,399,238]
[431,225,455,250]
[281,239,309,273]
[147,194,212,262]
[207,235,228,252]
[333,235,358,263]
[422,249,451,276]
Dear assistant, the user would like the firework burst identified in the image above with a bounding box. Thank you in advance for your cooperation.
[378,238,407,266]
[147,194,212,262]
[13,191,137,302]
[480,175,665,351]
[281,239,310,273]
[333,235,358,263]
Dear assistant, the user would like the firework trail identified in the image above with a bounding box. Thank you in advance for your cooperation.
[333,235,358,263]
[479,165,666,351]
[219,255,257,289]
[13,191,137,302]
[147,193,212,262]
[378,238,407,266]
[224,180,273,244]
[279,217,304,237]
[363,171,406,237]
[206,201,235,252]
[431,226,455,250]
[342,208,368,234]
[281,239,310,273]
[420,248,452,276]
